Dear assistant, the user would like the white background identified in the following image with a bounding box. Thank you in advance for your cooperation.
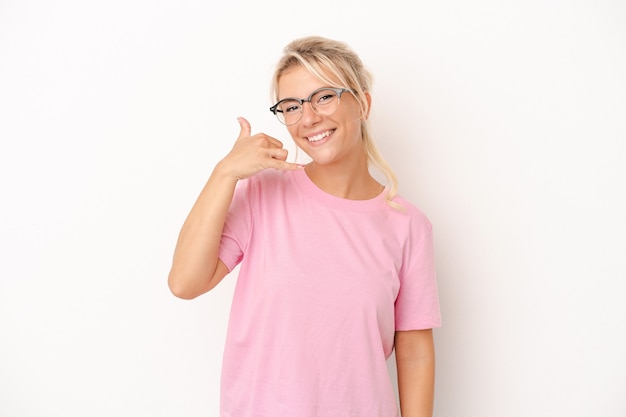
[1,1,625,416]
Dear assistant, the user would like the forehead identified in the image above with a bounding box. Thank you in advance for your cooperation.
[277,65,339,99]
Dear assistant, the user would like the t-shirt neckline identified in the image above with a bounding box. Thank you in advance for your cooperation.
[291,169,387,212]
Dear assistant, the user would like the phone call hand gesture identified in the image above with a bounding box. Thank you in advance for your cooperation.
[217,117,302,181]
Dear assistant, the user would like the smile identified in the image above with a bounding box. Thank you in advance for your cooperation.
[307,130,334,142]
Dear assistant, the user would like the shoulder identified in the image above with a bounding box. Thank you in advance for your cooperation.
[390,194,432,227]
[237,169,292,192]
[244,169,292,187]
[383,193,434,244]
[234,170,296,204]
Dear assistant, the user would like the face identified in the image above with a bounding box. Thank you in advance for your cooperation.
[276,65,370,168]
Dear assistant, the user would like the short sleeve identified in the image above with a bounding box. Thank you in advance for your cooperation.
[218,178,254,272]
[394,214,442,330]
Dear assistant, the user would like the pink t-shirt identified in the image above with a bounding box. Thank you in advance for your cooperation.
[218,169,440,417]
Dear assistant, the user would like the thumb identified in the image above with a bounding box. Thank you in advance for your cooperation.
[236,117,251,141]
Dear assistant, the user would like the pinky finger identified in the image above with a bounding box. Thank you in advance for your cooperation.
[272,160,305,171]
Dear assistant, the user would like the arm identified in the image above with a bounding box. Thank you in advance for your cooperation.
[167,117,301,299]
[395,329,436,417]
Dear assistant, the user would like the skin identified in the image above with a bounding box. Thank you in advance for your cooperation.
[167,64,435,417]
[396,329,436,417]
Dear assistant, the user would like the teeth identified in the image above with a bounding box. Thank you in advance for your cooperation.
[307,130,332,142]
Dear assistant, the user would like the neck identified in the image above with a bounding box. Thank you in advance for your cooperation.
[304,155,382,200]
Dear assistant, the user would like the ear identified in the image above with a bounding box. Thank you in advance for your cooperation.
[363,91,372,120]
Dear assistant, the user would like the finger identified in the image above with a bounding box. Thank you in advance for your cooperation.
[270,160,305,171]
[255,133,284,149]
[236,117,251,141]
[269,147,289,161]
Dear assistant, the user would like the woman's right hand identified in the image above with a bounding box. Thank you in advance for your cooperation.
[216,117,302,180]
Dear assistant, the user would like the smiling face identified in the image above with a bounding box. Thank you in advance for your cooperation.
[277,65,371,169]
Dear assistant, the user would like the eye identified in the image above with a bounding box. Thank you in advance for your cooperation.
[314,90,338,106]
[279,100,301,114]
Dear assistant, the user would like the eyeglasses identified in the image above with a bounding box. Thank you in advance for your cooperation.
[269,87,353,126]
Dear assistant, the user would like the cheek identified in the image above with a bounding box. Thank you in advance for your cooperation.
[343,102,365,123]
[286,126,300,140]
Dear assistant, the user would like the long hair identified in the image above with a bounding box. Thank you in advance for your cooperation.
[270,36,400,207]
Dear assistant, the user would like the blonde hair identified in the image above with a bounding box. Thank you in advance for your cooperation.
[270,36,400,207]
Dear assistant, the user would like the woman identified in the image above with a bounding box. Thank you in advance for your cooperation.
[168,36,441,417]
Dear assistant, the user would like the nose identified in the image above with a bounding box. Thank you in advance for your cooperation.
[299,101,321,126]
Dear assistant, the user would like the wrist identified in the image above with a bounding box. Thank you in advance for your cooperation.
[213,159,242,183]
